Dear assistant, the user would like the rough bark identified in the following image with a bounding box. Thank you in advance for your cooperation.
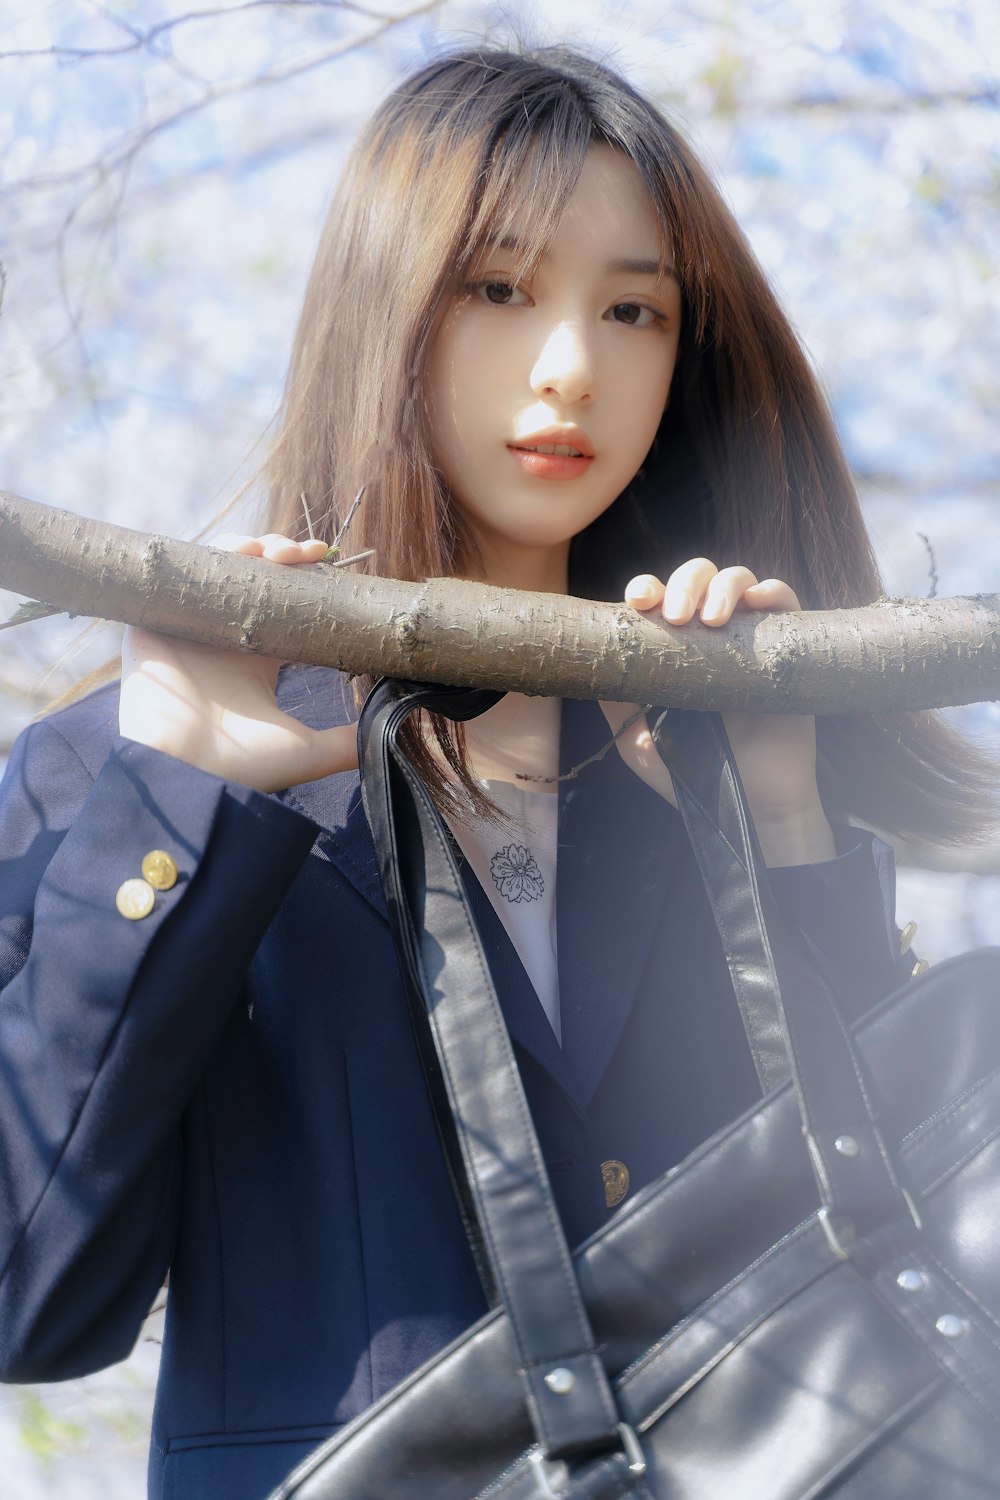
[2,489,998,713]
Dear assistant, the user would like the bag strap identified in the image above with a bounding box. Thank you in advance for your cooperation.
[359,680,622,1463]
[650,708,920,1250]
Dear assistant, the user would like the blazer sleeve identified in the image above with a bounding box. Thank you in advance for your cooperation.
[0,716,318,1382]
[768,826,916,1024]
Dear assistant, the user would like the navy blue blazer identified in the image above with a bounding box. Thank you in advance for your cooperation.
[0,667,913,1499]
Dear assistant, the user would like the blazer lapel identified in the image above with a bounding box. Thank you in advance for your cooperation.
[278,769,387,919]
[556,698,679,1107]
[462,872,579,1102]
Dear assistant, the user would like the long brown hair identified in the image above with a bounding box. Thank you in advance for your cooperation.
[264,45,995,843]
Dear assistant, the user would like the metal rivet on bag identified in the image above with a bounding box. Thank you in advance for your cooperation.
[896,1268,925,1292]
[834,1135,860,1157]
[544,1368,576,1395]
[936,1315,966,1339]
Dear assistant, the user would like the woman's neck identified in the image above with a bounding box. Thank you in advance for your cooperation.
[458,538,570,595]
[462,693,561,793]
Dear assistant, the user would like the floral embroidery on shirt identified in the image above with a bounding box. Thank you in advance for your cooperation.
[490,844,545,904]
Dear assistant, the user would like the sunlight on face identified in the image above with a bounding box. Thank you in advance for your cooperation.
[425,145,681,592]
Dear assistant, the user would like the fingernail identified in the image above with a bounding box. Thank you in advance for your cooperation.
[664,590,690,620]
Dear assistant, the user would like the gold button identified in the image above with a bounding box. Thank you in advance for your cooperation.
[142,850,178,891]
[601,1159,630,1209]
[911,958,929,979]
[116,878,155,920]
[899,921,917,955]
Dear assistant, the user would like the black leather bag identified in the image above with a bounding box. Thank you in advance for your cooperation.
[272,680,1000,1500]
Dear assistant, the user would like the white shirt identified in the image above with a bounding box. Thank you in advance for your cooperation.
[447,779,561,1042]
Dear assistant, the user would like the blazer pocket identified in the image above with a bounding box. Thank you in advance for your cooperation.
[162,1424,344,1500]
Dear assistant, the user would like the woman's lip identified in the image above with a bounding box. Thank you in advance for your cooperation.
[507,445,595,480]
[512,432,595,458]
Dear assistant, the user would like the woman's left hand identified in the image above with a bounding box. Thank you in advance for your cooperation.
[601,559,836,867]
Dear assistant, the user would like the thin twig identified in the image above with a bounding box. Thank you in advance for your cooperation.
[332,484,366,550]
[917,532,940,599]
[322,485,368,562]
[725,86,1000,116]
[0,600,64,630]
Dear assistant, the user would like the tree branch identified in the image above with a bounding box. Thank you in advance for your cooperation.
[0,0,444,203]
[1,489,998,713]
[0,1,392,62]
[745,87,1000,114]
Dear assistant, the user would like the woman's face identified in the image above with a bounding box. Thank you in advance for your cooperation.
[425,144,681,591]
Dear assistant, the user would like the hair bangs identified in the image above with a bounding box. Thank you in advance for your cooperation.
[459,105,593,286]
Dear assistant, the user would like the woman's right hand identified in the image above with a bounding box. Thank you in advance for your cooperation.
[119,534,359,793]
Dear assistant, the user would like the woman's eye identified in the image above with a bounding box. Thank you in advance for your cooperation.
[609,302,661,328]
[470,281,525,306]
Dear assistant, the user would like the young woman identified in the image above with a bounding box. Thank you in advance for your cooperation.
[0,45,992,1500]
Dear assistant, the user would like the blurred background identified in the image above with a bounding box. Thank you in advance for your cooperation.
[0,0,997,1492]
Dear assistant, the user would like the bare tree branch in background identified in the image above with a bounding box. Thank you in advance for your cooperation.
[0,0,443,201]
[1,1,386,62]
[747,86,1000,112]
[3,0,444,345]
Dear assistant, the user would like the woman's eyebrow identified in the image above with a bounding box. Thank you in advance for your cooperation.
[486,237,675,280]
[608,256,676,280]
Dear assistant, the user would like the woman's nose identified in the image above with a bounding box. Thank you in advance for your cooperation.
[529,320,596,405]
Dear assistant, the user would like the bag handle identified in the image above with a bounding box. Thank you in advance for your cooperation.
[359,680,622,1463]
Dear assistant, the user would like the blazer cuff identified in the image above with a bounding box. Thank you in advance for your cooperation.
[768,827,906,1023]
[93,733,320,893]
